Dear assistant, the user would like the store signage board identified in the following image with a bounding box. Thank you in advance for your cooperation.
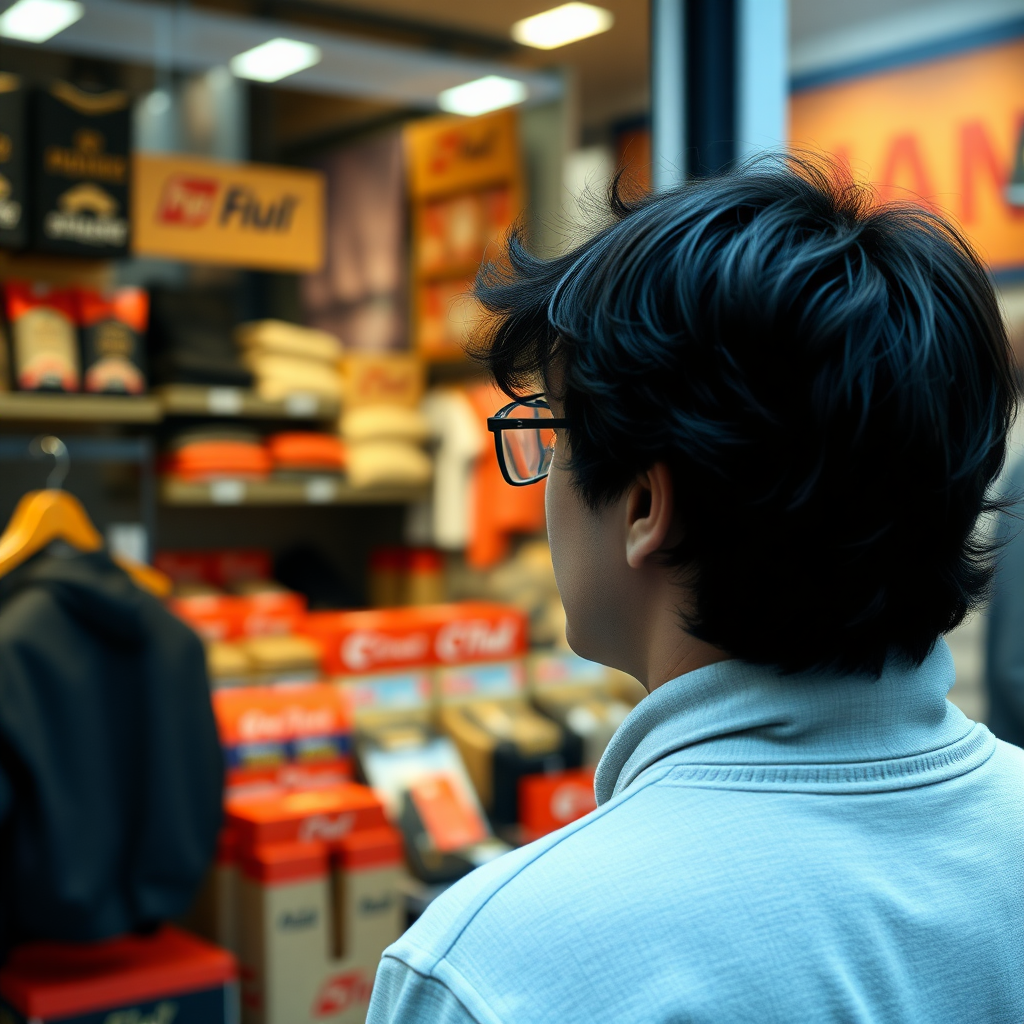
[131,154,324,272]
[405,108,521,200]
[790,34,1024,275]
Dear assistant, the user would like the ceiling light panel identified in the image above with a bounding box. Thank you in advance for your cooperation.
[438,75,529,117]
[0,0,84,43]
[511,3,614,50]
[229,37,321,83]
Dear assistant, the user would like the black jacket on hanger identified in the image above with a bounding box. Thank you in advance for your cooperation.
[0,547,223,955]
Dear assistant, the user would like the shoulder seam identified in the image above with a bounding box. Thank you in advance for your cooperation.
[378,954,489,1024]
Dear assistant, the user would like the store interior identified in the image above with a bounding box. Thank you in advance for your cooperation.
[0,0,1021,1021]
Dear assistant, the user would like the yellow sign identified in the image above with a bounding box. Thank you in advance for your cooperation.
[405,108,521,200]
[790,36,1024,274]
[132,154,324,272]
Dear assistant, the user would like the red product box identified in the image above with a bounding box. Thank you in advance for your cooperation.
[168,593,247,642]
[302,608,436,676]
[227,782,388,852]
[302,603,528,676]
[0,927,236,1024]
[518,767,597,842]
[154,549,217,587]
[237,589,307,638]
[209,549,273,589]
[213,685,352,788]
[432,602,528,666]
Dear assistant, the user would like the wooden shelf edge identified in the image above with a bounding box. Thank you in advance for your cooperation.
[155,385,340,421]
[160,477,429,507]
[0,392,163,423]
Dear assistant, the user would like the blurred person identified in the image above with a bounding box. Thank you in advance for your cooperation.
[368,156,1023,1024]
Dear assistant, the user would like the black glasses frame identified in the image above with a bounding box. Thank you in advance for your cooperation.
[486,394,568,486]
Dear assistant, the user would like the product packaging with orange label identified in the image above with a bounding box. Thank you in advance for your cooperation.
[302,601,528,677]
[4,280,79,391]
[212,685,352,792]
[78,286,148,394]
[0,926,237,1024]
[218,783,405,1024]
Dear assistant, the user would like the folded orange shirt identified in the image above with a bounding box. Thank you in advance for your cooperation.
[164,441,271,481]
[267,432,347,472]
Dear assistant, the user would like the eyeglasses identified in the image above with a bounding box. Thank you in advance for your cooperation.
[487,395,568,486]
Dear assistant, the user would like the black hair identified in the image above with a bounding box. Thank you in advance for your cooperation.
[473,154,1018,677]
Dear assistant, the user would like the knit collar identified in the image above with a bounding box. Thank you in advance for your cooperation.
[595,639,975,804]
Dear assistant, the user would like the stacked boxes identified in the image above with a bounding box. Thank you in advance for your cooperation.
[224,785,405,1024]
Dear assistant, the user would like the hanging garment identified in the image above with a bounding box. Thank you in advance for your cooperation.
[0,547,223,956]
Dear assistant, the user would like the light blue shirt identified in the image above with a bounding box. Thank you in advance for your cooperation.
[368,641,1024,1023]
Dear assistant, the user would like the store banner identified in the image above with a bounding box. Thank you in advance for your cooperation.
[790,35,1024,274]
[405,108,521,199]
[132,154,324,272]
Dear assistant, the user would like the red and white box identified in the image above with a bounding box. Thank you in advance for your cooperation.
[302,603,528,677]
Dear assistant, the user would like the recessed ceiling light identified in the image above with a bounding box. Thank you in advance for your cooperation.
[438,75,529,117]
[0,0,83,43]
[511,3,614,50]
[229,37,321,83]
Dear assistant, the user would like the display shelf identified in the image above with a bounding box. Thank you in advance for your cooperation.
[0,392,163,423]
[156,384,340,421]
[160,476,428,507]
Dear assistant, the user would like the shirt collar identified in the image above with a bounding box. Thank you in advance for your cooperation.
[595,639,972,804]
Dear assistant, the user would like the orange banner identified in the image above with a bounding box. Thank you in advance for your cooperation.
[131,153,324,272]
[790,36,1024,273]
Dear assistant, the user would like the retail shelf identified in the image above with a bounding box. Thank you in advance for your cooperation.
[0,391,163,423]
[160,476,428,507]
[156,384,340,421]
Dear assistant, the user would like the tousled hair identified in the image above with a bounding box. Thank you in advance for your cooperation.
[473,154,1018,676]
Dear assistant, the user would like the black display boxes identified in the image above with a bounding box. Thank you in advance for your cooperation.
[0,73,27,249]
[31,81,131,258]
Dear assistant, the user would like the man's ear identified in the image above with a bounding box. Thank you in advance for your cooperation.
[625,462,676,569]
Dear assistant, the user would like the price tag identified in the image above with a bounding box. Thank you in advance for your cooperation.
[285,392,319,418]
[207,388,243,415]
[305,477,337,504]
[210,479,246,504]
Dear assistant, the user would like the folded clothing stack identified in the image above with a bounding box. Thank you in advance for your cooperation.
[162,428,270,482]
[163,429,348,483]
[267,431,346,476]
[341,404,432,489]
[236,319,342,403]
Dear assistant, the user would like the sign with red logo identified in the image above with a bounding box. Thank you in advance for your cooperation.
[158,175,218,225]
[132,153,323,272]
[303,603,529,676]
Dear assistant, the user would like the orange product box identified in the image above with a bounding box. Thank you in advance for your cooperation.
[235,814,404,1024]
[237,589,307,638]
[214,685,352,788]
[302,607,437,676]
[432,602,528,665]
[0,926,236,1024]
[170,592,248,642]
[227,782,387,850]
[518,766,597,842]
[303,602,528,676]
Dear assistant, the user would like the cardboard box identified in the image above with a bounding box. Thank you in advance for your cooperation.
[0,926,237,1024]
[227,785,404,1024]
[31,82,130,257]
[0,73,27,249]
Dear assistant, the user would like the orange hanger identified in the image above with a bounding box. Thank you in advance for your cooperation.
[0,437,171,598]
